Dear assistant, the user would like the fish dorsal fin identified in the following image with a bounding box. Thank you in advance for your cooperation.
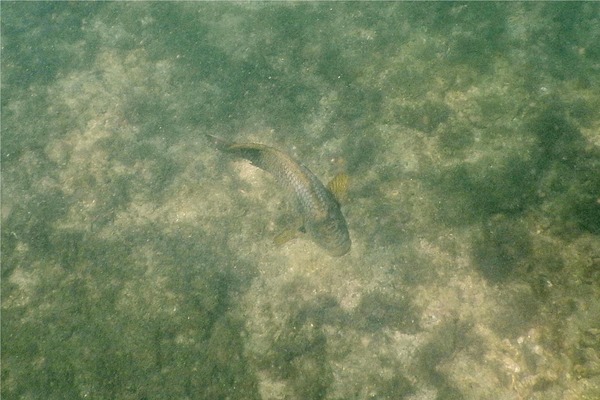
[327,172,349,204]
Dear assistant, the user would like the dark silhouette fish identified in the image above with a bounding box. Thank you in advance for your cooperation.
[207,135,351,256]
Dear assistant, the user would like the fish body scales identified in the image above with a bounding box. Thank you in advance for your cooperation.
[216,140,351,256]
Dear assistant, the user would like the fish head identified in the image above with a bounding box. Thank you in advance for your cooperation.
[306,209,351,257]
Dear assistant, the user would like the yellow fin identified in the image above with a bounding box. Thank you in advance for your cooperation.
[327,173,349,203]
[273,229,300,247]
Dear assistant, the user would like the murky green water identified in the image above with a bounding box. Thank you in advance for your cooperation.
[2,3,599,399]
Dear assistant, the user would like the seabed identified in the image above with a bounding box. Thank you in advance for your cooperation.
[2,3,599,399]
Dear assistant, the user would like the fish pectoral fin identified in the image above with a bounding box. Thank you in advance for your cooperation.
[327,172,349,204]
[273,220,305,247]
[273,228,300,247]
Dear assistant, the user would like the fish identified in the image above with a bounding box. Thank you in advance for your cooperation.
[207,135,351,256]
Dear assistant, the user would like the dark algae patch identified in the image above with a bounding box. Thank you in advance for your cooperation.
[473,215,532,283]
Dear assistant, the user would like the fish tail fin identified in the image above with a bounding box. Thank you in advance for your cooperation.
[205,134,231,151]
